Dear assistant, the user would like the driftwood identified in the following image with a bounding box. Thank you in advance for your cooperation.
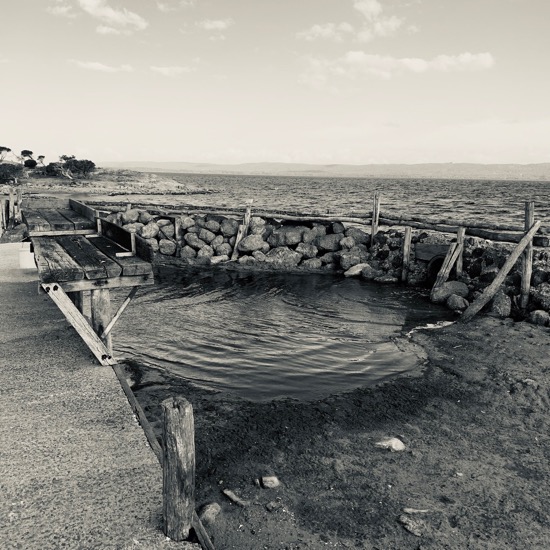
[371,192,381,241]
[455,227,466,276]
[460,221,541,322]
[430,243,463,300]
[401,226,412,282]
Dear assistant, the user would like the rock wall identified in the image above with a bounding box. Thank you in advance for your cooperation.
[104,207,550,324]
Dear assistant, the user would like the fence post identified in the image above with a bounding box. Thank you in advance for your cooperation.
[401,226,412,282]
[455,227,466,277]
[162,396,195,542]
[520,201,535,309]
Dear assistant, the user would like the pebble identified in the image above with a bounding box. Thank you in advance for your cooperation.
[261,476,280,488]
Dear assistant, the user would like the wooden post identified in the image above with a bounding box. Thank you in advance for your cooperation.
[401,226,412,282]
[430,242,463,300]
[80,290,92,325]
[455,227,466,277]
[0,199,6,231]
[15,187,22,223]
[460,220,541,322]
[231,202,253,261]
[8,188,15,228]
[91,289,113,354]
[371,192,380,244]
[520,201,535,309]
[162,397,195,542]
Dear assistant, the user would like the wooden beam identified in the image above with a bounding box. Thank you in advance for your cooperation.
[91,289,113,354]
[56,208,96,230]
[231,204,252,261]
[28,229,96,237]
[401,226,412,282]
[41,283,115,365]
[520,201,535,309]
[192,512,216,550]
[162,397,195,542]
[86,235,151,276]
[430,243,463,301]
[22,209,52,233]
[32,237,85,283]
[38,209,75,231]
[58,273,154,292]
[80,290,92,324]
[99,218,136,255]
[460,220,541,323]
[69,198,99,222]
[455,227,466,277]
[100,287,138,338]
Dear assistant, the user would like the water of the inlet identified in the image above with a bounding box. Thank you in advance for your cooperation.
[113,267,452,401]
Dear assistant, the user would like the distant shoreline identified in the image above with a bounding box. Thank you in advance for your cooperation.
[100,161,550,182]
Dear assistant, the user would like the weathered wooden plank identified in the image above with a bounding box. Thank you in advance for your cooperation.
[401,226,412,282]
[69,198,99,221]
[41,283,115,365]
[99,218,136,253]
[56,235,122,279]
[38,209,75,231]
[231,204,252,261]
[32,237,85,283]
[100,287,138,338]
[430,243,463,301]
[56,208,96,230]
[162,397,195,542]
[22,209,52,233]
[460,221,542,322]
[455,227,466,276]
[371,192,381,243]
[86,235,152,276]
[59,273,154,292]
[91,288,113,354]
[135,233,156,262]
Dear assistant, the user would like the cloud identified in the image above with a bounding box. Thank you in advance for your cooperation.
[297,0,403,43]
[71,60,134,73]
[296,22,354,42]
[77,0,148,34]
[47,2,77,18]
[150,65,195,77]
[196,18,234,31]
[302,51,495,86]
[156,0,195,12]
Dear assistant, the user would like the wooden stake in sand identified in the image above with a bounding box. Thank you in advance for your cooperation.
[460,220,541,322]
[520,201,535,309]
[162,397,195,542]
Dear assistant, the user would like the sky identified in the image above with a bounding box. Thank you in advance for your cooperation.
[1,0,549,165]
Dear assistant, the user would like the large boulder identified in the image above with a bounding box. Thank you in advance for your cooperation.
[528,310,550,327]
[339,236,355,250]
[361,263,384,280]
[316,233,341,252]
[344,263,370,277]
[431,281,469,304]
[121,208,140,224]
[338,246,369,271]
[138,210,154,224]
[211,234,224,248]
[215,243,233,256]
[264,246,302,268]
[345,227,369,246]
[301,258,323,269]
[180,245,197,259]
[238,234,269,253]
[447,294,469,311]
[268,227,306,247]
[159,239,176,256]
[122,222,144,234]
[144,238,159,252]
[197,245,214,258]
[332,222,345,234]
[249,217,266,234]
[185,233,208,250]
[199,228,216,244]
[489,291,511,318]
[530,282,550,310]
[180,216,196,230]
[303,225,327,244]
[296,242,318,259]
[221,218,239,237]
[139,221,160,239]
[205,219,220,233]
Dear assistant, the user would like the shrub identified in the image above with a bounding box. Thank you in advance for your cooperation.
[64,158,96,177]
[0,163,24,182]
[24,159,38,169]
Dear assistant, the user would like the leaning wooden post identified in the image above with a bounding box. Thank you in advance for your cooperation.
[455,227,466,277]
[8,188,15,228]
[460,220,541,323]
[401,226,412,282]
[162,397,195,542]
[371,192,380,245]
[231,201,253,261]
[520,201,535,309]
[15,187,22,223]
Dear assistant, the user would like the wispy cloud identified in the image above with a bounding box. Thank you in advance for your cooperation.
[77,0,148,34]
[302,51,495,86]
[47,1,78,18]
[297,23,354,42]
[156,0,195,12]
[196,18,234,31]
[71,60,134,73]
[150,65,195,77]
[297,0,404,43]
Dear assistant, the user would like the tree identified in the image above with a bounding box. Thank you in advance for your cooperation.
[0,163,24,183]
[59,154,75,162]
[64,158,96,177]
[37,155,46,166]
[24,159,38,169]
[0,146,11,162]
[21,150,34,159]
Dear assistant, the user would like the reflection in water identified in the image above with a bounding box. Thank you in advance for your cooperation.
[113,267,452,401]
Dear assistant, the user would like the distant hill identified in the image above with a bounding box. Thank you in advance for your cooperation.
[100,161,550,181]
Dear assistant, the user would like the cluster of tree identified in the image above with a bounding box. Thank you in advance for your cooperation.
[0,146,96,181]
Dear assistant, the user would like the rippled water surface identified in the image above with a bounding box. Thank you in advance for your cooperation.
[114,267,451,401]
